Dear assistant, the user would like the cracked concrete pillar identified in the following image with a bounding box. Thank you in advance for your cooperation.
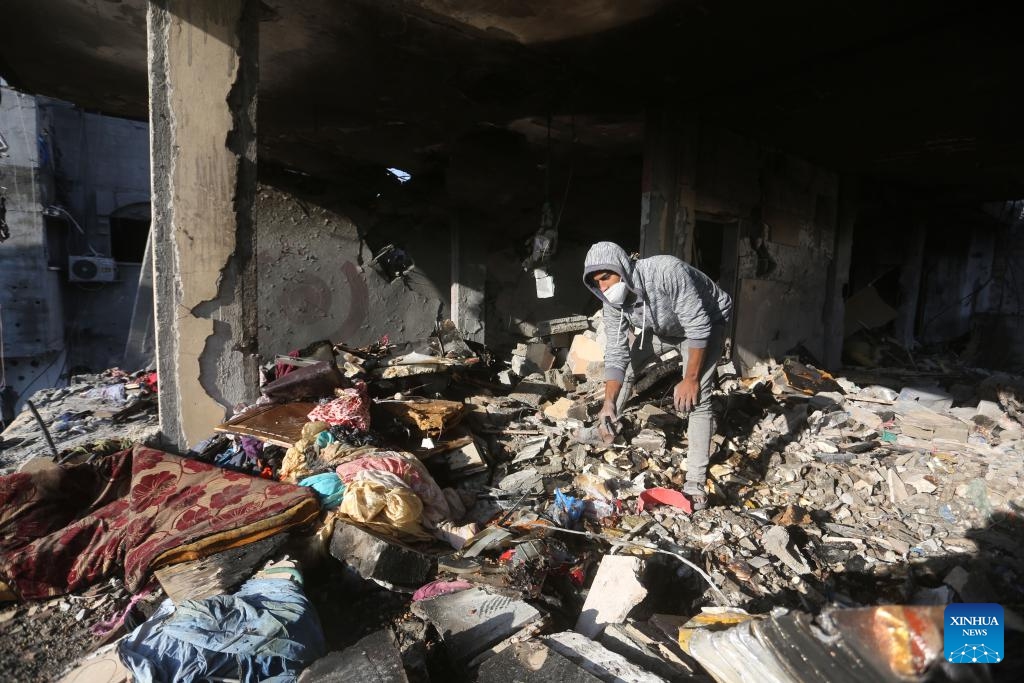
[639,108,697,261]
[148,0,259,448]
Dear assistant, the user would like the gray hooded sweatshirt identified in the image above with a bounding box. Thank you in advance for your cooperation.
[583,241,732,383]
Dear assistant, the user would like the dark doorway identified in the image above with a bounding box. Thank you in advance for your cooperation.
[694,217,740,298]
[109,203,151,263]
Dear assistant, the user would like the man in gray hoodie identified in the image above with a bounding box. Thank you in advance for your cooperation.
[582,241,732,510]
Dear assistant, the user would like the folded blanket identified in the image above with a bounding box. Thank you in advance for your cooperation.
[0,444,319,600]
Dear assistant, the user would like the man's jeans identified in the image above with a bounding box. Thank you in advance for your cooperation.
[614,326,725,495]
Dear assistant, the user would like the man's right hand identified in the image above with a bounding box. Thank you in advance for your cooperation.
[597,402,617,444]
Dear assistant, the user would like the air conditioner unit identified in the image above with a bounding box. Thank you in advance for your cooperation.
[68,255,118,283]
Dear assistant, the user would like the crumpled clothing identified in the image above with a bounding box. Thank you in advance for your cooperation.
[279,421,330,483]
[215,444,248,470]
[306,381,370,431]
[274,350,301,381]
[139,372,158,393]
[314,430,335,450]
[118,577,325,683]
[240,436,264,463]
[338,478,429,540]
[84,383,127,403]
[298,472,345,510]
[412,579,473,602]
[329,424,381,447]
[336,453,450,523]
[442,488,467,520]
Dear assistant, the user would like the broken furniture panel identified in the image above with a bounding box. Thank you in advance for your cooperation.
[375,399,465,439]
[214,402,319,447]
[154,534,287,604]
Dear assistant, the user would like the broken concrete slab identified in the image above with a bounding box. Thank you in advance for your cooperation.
[537,315,591,338]
[886,468,910,504]
[567,335,604,380]
[635,404,681,430]
[508,377,561,408]
[512,342,556,377]
[299,629,408,682]
[576,555,648,638]
[894,408,970,443]
[544,397,576,421]
[496,468,545,494]
[411,587,542,664]
[544,368,579,393]
[477,640,601,683]
[544,631,668,683]
[761,525,812,575]
[330,521,436,587]
[630,429,667,452]
[600,623,695,682]
[897,386,954,412]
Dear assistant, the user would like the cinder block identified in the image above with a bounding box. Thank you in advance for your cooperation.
[567,335,604,380]
[330,521,435,587]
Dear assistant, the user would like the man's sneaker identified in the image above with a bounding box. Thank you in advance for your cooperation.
[683,485,708,512]
[687,493,708,512]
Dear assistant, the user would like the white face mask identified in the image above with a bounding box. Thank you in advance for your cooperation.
[603,281,629,306]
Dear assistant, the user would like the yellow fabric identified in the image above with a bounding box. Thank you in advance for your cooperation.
[338,479,429,540]
[279,421,331,483]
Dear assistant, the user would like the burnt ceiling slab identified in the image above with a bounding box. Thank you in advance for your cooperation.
[0,0,1020,198]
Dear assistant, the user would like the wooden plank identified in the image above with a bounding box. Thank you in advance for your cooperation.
[214,402,318,447]
[154,534,286,604]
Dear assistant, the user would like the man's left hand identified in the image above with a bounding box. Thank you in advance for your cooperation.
[674,377,699,413]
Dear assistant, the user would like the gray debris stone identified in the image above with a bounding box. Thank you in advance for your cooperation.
[299,629,408,682]
[411,587,542,664]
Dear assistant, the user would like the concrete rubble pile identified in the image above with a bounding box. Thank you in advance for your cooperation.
[0,368,159,475]
[1,317,1023,682]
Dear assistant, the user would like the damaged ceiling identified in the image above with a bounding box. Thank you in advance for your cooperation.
[1,0,1021,198]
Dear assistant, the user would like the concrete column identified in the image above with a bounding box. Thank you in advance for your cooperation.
[639,108,697,261]
[822,175,858,370]
[449,218,486,343]
[894,215,927,349]
[148,0,259,448]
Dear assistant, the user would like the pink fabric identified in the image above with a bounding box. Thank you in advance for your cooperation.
[91,583,158,636]
[336,453,450,522]
[306,381,370,431]
[412,579,473,602]
[274,350,301,380]
[637,487,693,514]
[336,455,419,486]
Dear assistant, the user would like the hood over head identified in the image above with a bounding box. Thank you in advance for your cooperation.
[583,241,639,308]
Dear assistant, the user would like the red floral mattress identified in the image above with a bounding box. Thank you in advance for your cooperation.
[0,444,319,600]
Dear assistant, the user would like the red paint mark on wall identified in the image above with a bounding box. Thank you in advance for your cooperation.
[277,273,332,324]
